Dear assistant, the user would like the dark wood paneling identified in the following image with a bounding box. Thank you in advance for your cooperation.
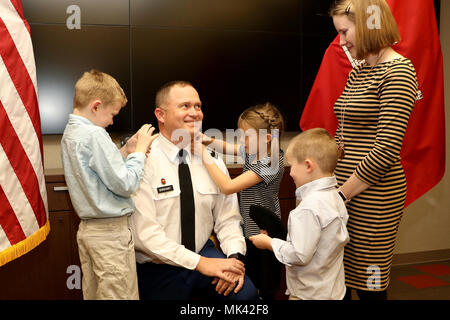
[0,171,295,300]
[46,182,73,212]
[0,175,81,300]
[229,166,296,227]
[0,211,81,299]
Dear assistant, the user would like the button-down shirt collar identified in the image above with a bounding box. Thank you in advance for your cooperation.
[158,133,192,164]
[295,176,338,202]
[69,113,94,126]
[271,175,348,299]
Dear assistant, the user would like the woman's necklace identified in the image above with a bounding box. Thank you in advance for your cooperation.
[337,48,388,160]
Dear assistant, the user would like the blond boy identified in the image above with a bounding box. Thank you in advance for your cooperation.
[61,70,158,299]
[250,128,349,300]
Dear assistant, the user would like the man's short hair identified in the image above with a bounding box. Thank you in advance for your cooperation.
[73,69,127,110]
[286,128,339,174]
[155,81,193,109]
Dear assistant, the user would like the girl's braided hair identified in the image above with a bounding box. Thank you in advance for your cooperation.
[238,102,285,135]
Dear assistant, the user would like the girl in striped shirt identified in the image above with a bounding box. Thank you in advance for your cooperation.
[195,102,285,300]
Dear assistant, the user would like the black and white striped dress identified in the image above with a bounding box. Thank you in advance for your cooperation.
[238,145,285,238]
[334,58,418,291]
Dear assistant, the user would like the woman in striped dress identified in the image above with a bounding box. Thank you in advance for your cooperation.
[330,0,418,299]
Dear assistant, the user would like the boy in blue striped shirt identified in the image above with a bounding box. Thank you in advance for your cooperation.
[61,70,158,299]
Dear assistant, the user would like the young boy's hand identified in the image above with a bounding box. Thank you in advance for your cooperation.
[135,124,159,154]
[249,233,273,251]
[120,133,137,158]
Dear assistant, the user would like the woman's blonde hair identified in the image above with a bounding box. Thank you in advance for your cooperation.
[330,0,401,60]
[238,102,285,136]
[286,128,338,174]
[73,70,127,110]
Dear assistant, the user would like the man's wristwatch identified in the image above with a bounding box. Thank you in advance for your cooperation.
[227,253,245,264]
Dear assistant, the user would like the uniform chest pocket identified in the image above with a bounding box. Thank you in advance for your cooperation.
[192,183,220,211]
[194,184,220,196]
[191,169,220,196]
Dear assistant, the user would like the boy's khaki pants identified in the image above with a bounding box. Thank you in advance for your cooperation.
[77,215,139,300]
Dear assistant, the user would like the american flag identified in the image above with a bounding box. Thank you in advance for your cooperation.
[0,0,49,266]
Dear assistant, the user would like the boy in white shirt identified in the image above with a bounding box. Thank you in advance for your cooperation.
[250,128,349,300]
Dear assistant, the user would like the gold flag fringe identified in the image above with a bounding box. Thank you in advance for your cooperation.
[0,219,51,267]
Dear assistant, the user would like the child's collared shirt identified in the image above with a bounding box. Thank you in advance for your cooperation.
[271,176,349,300]
[61,114,146,219]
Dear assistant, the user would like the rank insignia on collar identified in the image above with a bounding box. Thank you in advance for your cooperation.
[209,150,218,159]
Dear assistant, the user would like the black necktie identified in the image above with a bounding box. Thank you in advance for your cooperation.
[177,149,196,251]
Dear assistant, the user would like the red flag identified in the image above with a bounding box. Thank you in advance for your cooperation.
[299,37,351,137]
[0,0,49,266]
[300,0,445,207]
